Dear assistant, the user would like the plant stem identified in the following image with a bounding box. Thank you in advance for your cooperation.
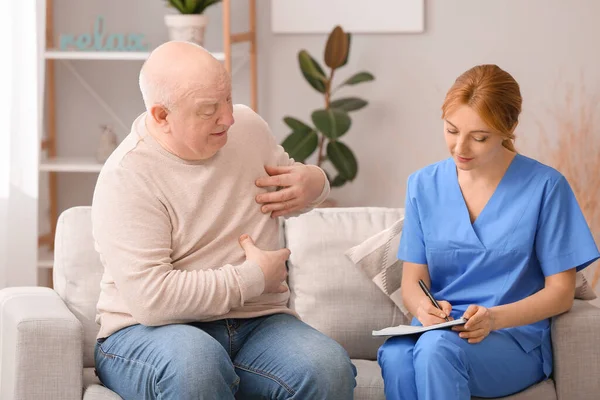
[317,68,335,168]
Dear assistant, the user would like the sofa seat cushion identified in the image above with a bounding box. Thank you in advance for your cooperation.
[353,359,386,400]
[83,368,122,399]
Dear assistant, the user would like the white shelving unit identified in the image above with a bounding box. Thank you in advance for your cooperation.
[38,247,54,270]
[39,157,105,173]
[38,0,259,286]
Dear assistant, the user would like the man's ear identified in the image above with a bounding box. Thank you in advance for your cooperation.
[149,105,170,132]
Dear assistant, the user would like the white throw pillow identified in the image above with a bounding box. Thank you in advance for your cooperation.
[345,217,411,320]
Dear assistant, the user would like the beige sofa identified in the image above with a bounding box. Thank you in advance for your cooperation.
[0,206,599,400]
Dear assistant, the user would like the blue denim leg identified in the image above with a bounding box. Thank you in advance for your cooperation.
[94,323,239,400]
[229,314,357,400]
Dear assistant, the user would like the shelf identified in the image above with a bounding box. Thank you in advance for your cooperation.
[38,248,54,269]
[44,50,226,61]
[40,157,104,173]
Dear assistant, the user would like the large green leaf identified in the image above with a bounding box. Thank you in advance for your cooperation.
[298,50,327,93]
[167,0,221,13]
[168,0,187,13]
[185,0,197,12]
[311,109,351,140]
[324,26,349,69]
[281,130,319,162]
[283,117,313,134]
[340,33,352,67]
[327,141,358,181]
[330,175,348,187]
[330,97,368,112]
[197,0,221,13]
[341,71,375,86]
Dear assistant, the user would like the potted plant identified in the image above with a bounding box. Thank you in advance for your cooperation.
[281,25,375,189]
[163,0,222,46]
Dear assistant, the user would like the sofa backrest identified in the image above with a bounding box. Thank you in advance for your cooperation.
[53,206,104,368]
[284,207,407,360]
[53,206,408,368]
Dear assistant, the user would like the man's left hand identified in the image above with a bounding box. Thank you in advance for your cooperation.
[255,165,325,218]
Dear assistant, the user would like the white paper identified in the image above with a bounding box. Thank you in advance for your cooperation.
[372,318,468,337]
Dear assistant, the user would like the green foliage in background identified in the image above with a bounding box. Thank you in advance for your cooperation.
[165,0,221,14]
[281,25,375,187]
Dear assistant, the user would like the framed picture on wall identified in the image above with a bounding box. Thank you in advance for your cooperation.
[271,0,425,34]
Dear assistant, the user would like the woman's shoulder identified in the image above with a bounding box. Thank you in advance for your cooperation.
[515,153,566,189]
[407,158,453,187]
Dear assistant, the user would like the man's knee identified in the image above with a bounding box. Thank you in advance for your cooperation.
[297,337,356,394]
[163,330,235,385]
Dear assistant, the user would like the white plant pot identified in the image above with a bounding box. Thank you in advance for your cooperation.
[164,14,209,46]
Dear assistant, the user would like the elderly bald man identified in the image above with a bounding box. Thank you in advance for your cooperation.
[91,41,356,400]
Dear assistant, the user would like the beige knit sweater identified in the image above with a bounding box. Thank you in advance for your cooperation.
[91,104,329,339]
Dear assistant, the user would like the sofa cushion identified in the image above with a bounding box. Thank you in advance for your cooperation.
[575,272,596,300]
[284,207,409,360]
[54,206,103,368]
[345,217,411,319]
[352,359,386,400]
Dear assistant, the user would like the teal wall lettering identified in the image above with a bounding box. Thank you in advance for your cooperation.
[58,16,148,52]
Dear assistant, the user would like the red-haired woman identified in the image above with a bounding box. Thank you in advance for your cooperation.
[378,64,599,399]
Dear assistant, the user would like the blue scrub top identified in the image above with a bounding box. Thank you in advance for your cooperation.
[398,153,600,377]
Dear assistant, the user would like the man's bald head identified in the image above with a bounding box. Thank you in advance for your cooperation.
[139,41,227,111]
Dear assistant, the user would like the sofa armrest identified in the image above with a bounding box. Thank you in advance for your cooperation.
[552,299,600,400]
[0,287,83,400]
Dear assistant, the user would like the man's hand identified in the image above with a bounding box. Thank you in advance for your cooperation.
[239,234,290,294]
[416,297,453,327]
[452,305,495,344]
[255,165,325,218]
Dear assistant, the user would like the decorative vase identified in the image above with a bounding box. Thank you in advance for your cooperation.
[164,14,209,46]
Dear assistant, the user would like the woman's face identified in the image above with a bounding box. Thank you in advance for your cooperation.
[443,105,507,171]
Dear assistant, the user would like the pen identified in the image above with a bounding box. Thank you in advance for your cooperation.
[418,279,450,322]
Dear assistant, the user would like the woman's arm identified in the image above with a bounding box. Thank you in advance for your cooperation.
[402,261,453,326]
[491,268,576,330]
[455,268,576,343]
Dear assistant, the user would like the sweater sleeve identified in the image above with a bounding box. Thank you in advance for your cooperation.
[91,166,265,326]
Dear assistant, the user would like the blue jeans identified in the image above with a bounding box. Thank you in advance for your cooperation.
[95,313,357,399]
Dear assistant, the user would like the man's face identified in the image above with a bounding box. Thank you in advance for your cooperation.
[166,71,235,161]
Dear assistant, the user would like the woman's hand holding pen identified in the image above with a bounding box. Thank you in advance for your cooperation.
[452,305,496,344]
[416,298,453,327]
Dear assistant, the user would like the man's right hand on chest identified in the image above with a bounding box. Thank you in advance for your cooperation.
[239,234,290,294]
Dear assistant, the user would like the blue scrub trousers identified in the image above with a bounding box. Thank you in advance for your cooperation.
[377,329,546,399]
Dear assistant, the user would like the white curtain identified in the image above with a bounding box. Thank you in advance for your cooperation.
[0,1,43,288]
